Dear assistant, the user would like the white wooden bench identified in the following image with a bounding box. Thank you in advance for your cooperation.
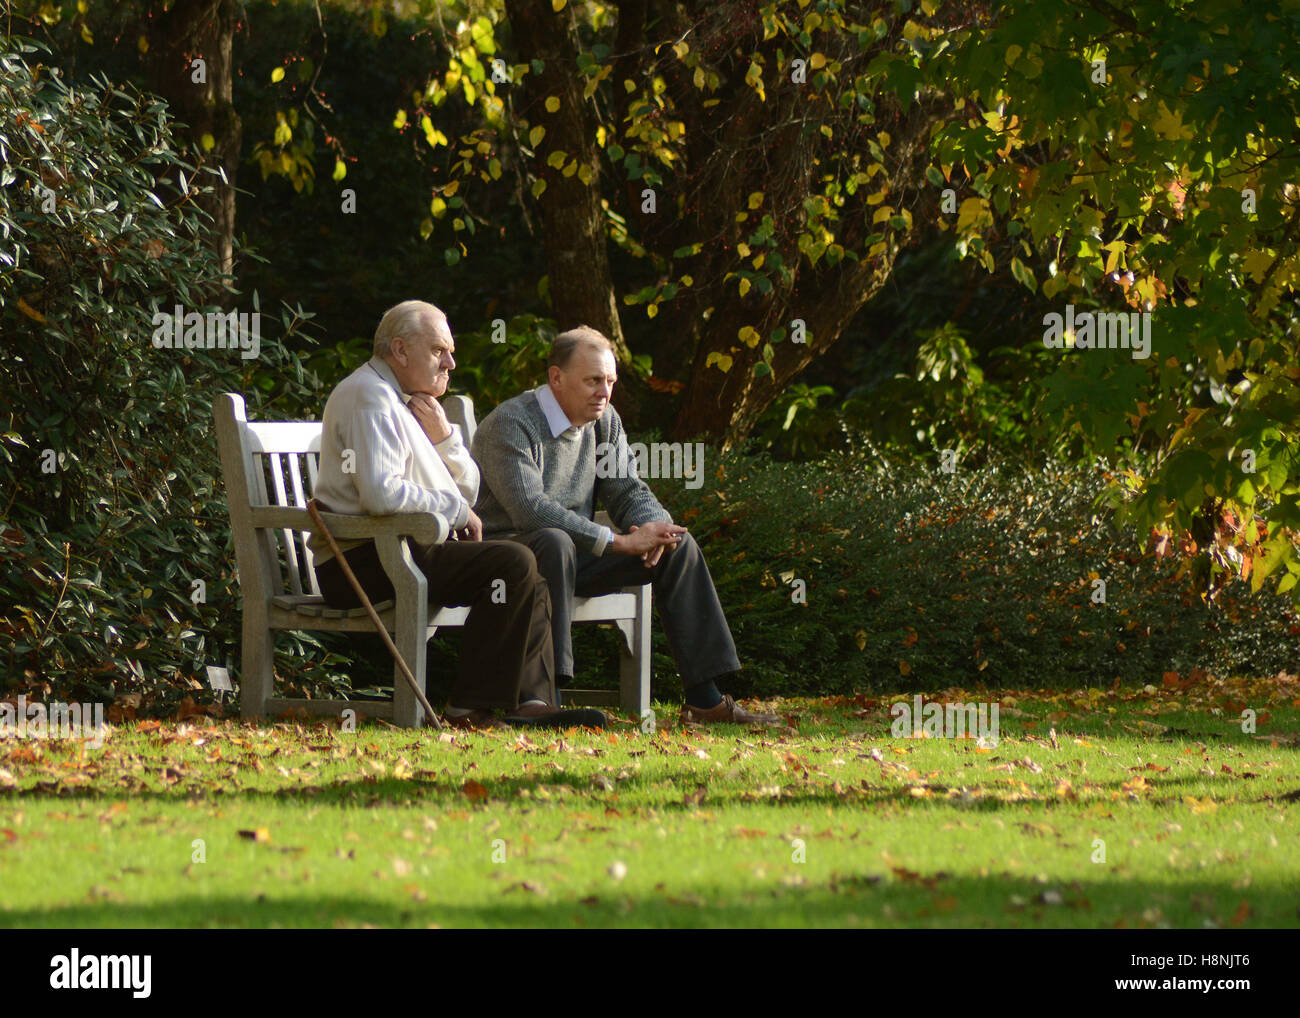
[215,391,652,727]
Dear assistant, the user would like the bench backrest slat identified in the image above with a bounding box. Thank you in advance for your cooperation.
[286,453,319,594]
[245,421,324,454]
[266,453,302,596]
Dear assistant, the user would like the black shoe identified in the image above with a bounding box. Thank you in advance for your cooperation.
[502,706,608,729]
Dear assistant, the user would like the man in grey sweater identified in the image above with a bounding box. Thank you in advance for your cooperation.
[473,326,778,726]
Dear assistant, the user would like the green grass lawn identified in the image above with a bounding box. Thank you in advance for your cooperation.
[2,674,1298,928]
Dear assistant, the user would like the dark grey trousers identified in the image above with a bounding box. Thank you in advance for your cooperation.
[506,527,741,689]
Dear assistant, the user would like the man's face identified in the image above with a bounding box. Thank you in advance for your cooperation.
[388,318,455,397]
[550,345,616,426]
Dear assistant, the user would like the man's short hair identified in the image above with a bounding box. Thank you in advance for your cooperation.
[373,300,446,358]
[549,326,615,370]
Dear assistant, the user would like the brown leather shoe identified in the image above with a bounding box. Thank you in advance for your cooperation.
[680,694,779,727]
[443,709,502,730]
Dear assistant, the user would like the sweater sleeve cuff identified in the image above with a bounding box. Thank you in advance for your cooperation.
[451,500,470,531]
[593,525,614,557]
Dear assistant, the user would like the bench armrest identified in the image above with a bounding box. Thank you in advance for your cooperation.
[247,506,450,545]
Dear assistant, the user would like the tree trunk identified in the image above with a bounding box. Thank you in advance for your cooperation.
[504,0,627,348]
[147,0,242,287]
[504,0,649,417]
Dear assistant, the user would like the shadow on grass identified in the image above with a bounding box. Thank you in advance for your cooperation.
[0,872,1292,929]
[0,766,1293,813]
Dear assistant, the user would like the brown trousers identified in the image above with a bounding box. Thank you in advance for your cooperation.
[315,538,556,711]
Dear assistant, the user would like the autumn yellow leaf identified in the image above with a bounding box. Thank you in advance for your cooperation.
[956,197,991,232]
[1103,240,1125,274]
[1152,101,1193,141]
[1241,249,1274,282]
[16,298,45,324]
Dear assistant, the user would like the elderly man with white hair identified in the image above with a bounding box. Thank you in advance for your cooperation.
[309,300,606,729]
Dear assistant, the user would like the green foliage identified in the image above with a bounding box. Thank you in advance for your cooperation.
[645,442,1299,698]
[748,383,839,460]
[927,0,1300,601]
[849,322,1047,463]
[0,36,335,705]
[228,0,548,369]
[752,315,1052,465]
[445,312,555,411]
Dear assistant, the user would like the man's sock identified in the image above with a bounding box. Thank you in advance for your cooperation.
[683,679,723,710]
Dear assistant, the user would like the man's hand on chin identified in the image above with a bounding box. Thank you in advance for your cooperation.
[408,392,453,443]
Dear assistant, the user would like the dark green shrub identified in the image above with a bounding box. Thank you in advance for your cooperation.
[641,439,1299,698]
[0,36,341,707]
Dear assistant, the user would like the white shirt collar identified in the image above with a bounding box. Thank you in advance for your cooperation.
[367,356,412,405]
[534,383,579,438]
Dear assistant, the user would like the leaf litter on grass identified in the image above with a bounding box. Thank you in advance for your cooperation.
[0,675,1297,927]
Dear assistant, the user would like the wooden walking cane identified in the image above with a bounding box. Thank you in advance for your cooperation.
[307,499,445,731]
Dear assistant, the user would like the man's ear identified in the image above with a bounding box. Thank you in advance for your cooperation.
[547,365,562,388]
[389,336,408,365]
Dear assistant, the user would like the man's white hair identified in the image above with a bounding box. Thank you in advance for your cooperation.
[373,300,447,358]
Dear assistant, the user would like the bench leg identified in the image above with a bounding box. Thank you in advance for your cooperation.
[240,614,275,721]
[378,536,429,729]
[391,617,428,728]
[617,585,652,718]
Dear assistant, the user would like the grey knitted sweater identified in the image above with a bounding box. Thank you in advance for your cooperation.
[472,389,671,555]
